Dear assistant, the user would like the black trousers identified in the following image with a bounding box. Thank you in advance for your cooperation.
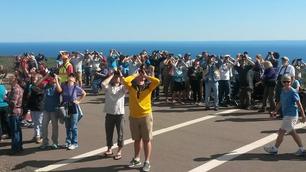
[190,80,202,103]
[239,87,252,108]
[219,80,230,104]
[105,114,124,148]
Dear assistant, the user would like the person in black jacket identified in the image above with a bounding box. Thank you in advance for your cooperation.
[27,74,44,144]
[234,54,255,109]
[188,60,203,104]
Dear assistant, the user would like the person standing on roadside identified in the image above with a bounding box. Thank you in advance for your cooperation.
[58,51,74,84]
[101,70,126,160]
[56,73,86,150]
[27,74,44,144]
[264,75,305,156]
[123,69,160,172]
[0,80,10,142]
[70,52,84,87]
[8,75,24,154]
[37,74,61,149]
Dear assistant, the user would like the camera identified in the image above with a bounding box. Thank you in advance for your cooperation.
[267,51,280,59]
[48,67,59,77]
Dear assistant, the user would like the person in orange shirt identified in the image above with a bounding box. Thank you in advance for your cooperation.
[123,67,160,172]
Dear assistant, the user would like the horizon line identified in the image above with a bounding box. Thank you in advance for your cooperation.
[1,39,306,43]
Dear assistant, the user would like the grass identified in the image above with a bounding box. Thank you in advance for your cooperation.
[0,56,57,72]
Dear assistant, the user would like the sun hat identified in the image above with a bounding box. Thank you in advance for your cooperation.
[59,50,70,56]
[281,56,289,61]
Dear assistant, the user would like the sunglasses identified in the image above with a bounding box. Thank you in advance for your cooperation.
[282,81,291,83]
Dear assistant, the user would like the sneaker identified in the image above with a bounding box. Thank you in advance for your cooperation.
[40,144,49,150]
[295,149,305,156]
[67,144,78,150]
[1,134,9,139]
[50,144,59,149]
[142,161,151,172]
[36,137,43,144]
[264,146,278,155]
[128,158,142,168]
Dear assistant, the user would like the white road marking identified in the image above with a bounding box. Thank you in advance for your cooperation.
[189,122,306,172]
[35,109,238,171]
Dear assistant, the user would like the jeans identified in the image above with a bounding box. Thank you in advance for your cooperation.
[65,113,79,145]
[31,111,44,138]
[42,111,59,145]
[205,80,219,108]
[0,106,10,137]
[84,67,92,86]
[92,79,102,94]
[105,114,124,148]
[9,116,23,152]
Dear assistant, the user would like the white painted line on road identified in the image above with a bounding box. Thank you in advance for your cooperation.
[189,122,306,172]
[215,109,240,115]
[35,109,239,172]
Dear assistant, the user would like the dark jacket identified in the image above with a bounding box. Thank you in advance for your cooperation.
[234,65,253,88]
[27,84,44,111]
[263,68,277,87]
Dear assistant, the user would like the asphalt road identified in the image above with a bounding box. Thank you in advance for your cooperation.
[1,92,306,172]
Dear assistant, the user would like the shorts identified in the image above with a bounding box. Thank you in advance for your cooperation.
[281,116,298,133]
[129,114,153,141]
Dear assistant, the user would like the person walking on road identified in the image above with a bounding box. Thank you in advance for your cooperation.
[264,74,305,156]
[123,69,160,172]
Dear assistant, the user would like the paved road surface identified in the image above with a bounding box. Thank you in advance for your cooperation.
[1,92,306,172]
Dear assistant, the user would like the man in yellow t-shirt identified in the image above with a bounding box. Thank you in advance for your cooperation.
[123,69,159,172]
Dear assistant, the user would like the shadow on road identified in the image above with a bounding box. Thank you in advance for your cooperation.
[261,128,306,134]
[12,155,136,172]
[218,111,264,117]
[52,165,135,172]
[215,117,273,123]
[194,152,305,163]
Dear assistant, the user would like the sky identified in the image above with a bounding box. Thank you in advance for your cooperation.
[0,0,306,42]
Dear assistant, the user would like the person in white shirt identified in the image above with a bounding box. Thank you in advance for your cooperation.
[101,70,126,160]
[128,55,142,75]
[275,56,295,103]
[219,55,234,107]
[83,52,93,86]
[70,52,84,86]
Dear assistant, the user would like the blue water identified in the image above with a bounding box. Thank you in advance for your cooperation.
[0,41,305,60]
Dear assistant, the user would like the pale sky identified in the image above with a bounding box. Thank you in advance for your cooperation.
[0,0,306,42]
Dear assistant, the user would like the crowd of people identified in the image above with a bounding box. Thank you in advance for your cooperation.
[0,49,306,171]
